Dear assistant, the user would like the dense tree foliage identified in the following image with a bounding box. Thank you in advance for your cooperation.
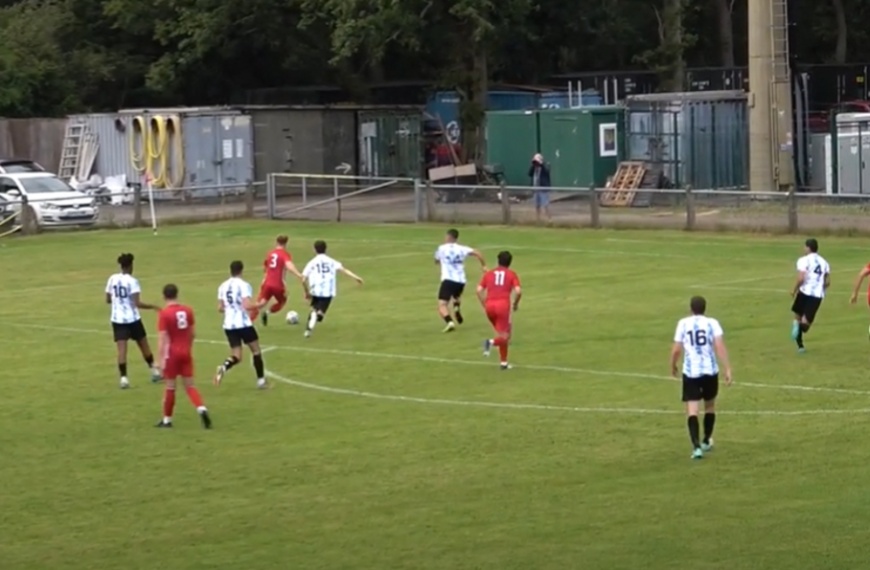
[0,0,867,118]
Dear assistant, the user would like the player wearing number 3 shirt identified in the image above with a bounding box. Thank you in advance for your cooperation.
[255,235,305,326]
[477,251,522,370]
[155,284,211,429]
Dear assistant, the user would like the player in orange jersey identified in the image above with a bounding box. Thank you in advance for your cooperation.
[155,284,211,429]
[477,251,522,370]
[255,235,307,326]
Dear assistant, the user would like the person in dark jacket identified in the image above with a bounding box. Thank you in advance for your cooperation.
[528,153,551,222]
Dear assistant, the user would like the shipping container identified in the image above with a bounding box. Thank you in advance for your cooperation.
[487,91,539,111]
[117,107,254,197]
[539,91,603,109]
[623,91,748,189]
[425,90,541,143]
[357,110,423,178]
[485,110,539,185]
[538,107,622,188]
[829,113,870,194]
[67,113,139,181]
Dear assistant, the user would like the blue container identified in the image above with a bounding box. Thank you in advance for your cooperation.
[426,90,540,143]
[539,92,570,109]
[581,91,603,106]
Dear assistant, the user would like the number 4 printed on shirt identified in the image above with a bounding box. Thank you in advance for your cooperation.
[813,265,823,276]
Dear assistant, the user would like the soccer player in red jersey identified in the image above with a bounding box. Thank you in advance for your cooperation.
[477,251,522,370]
[255,235,306,326]
[849,262,870,336]
[155,284,211,429]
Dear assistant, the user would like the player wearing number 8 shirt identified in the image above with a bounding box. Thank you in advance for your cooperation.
[477,251,522,370]
[255,235,304,327]
[154,284,211,429]
[790,238,830,352]
[105,253,161,389]
[671,296,732,460]
[215,261,270,389]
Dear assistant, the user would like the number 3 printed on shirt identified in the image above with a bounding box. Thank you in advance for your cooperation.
[268,253,279,269]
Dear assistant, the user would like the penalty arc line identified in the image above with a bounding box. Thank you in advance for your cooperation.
[9,322,870,398]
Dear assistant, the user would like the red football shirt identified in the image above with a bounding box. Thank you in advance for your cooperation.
[158,304,195,356]
[479,268,520,303]
[264,247,291,284]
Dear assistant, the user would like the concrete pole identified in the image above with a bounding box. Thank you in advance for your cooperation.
[748,0,774,192]
[770,4,795,188]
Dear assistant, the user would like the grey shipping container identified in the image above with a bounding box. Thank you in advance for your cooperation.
[623,91,748,189]
[357,110,423,178]
[67,113,139,181]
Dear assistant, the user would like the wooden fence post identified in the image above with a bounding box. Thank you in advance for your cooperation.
[685,186,695,230]
[588,184,600,228]
[19,196,37,235]
[245,181,255,218]
[500,181,511,225]
[787,187,798,233]
[425,180,435,222]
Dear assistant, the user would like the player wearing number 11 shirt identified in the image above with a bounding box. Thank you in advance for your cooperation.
[255,235,304,326]
[671,296,732,460]
[155,284,211,429]
[477,251,522,370]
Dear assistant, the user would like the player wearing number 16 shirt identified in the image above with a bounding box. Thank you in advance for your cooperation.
[477,251,522,370]
[155,284,211,429]
[215,261,270,389]
[105,253,161,389]
[670,296,732,460]
[301,240,364,338]
[790,238,830,352]
[255,235,304,327]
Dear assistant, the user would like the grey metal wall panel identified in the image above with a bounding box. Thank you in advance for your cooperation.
[179,112,253,197]
[321,110,357,175]
[68,113,139,181]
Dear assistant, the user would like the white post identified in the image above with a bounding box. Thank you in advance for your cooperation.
[146,177,158,234]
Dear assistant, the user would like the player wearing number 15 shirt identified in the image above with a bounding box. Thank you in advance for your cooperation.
[301,240,364,338]
[256,235,304,327]
[790,238,830,352]
[155,284,211,429]
[670,296,732,460]
[477,251,522,370]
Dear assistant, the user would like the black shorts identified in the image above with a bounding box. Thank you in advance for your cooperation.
[112,320,147,342]
[310,296,333,313]
[224,326,259,348]
[438,280,465,301]
[791,292,823,323]
[682,374,719,402]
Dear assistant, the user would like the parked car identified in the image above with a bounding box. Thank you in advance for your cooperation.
[0,158,45,174]
[0,173,99,227]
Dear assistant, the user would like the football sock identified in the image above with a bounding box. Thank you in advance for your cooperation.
[687,416,701,448]
[118,363,128,377]
[163,388,176,419]
[443,315,453,324]
[800,323,810,333]
[185,386,204,408]
[703,413,716,443]
[453,304,463,324]
[253,354,265,378]
[308,310,318,330]
[796,330,804,348]
[492,337,509,361]
[144,354,154,367]
[223,356,240,370]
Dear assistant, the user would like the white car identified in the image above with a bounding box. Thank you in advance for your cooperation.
[0,173,99,227]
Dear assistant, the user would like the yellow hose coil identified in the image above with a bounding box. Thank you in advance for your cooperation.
[129,114,185,189]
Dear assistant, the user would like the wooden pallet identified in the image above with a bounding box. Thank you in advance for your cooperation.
[600,162,646,206]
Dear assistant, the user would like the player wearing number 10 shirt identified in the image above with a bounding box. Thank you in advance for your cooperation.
[790,238,830,353]
[155,284,211,429]
[477,251,522,370]
[671,296,732,460]
[255,235,304,327]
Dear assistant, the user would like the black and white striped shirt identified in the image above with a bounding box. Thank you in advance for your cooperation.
[106,273,141,324]
[218,277,253,330]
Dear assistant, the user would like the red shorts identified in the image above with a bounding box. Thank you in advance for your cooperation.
[485,302,512,334]
[163,353,193,379]
[259,283,286,301]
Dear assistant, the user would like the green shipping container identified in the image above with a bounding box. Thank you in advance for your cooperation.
[485,110,539,185]
[538,107,622,188]
[357,110,423,178]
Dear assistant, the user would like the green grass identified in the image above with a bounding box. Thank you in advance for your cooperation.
[3,222,870,569]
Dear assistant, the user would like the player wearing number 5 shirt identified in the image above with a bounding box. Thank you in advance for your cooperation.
[477,251,522,370]
[671,296,732,460]
[790,238,830,352]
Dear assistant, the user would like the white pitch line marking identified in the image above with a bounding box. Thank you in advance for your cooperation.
[9,323,870,398]
[691,275,784,286]
[263,370,870,417]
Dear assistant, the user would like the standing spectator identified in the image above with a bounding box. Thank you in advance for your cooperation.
[528,153,551,222]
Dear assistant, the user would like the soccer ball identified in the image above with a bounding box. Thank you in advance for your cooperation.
[286,310,300,325]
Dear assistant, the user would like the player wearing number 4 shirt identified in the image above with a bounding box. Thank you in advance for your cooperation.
[791,238,830,352]
[214,261,270,389]
[434,228,486,332]
[105,253,161,389]
[301,240,363,338]
[255,235,304,327]
[477,251,521,370]
[671,296,732,460]
[155,284,211,429]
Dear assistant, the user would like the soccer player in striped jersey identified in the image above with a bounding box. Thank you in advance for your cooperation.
[301,240,363,338]
[790,238,831,352]
[434,228,486,332]
[214,261,270,389]
[671,296,732,460]
[105,253,161,389]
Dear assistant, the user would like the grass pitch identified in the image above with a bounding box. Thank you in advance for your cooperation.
[2,221,870,569]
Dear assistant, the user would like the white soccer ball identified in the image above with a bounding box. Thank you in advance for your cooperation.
[286,310,300,325]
